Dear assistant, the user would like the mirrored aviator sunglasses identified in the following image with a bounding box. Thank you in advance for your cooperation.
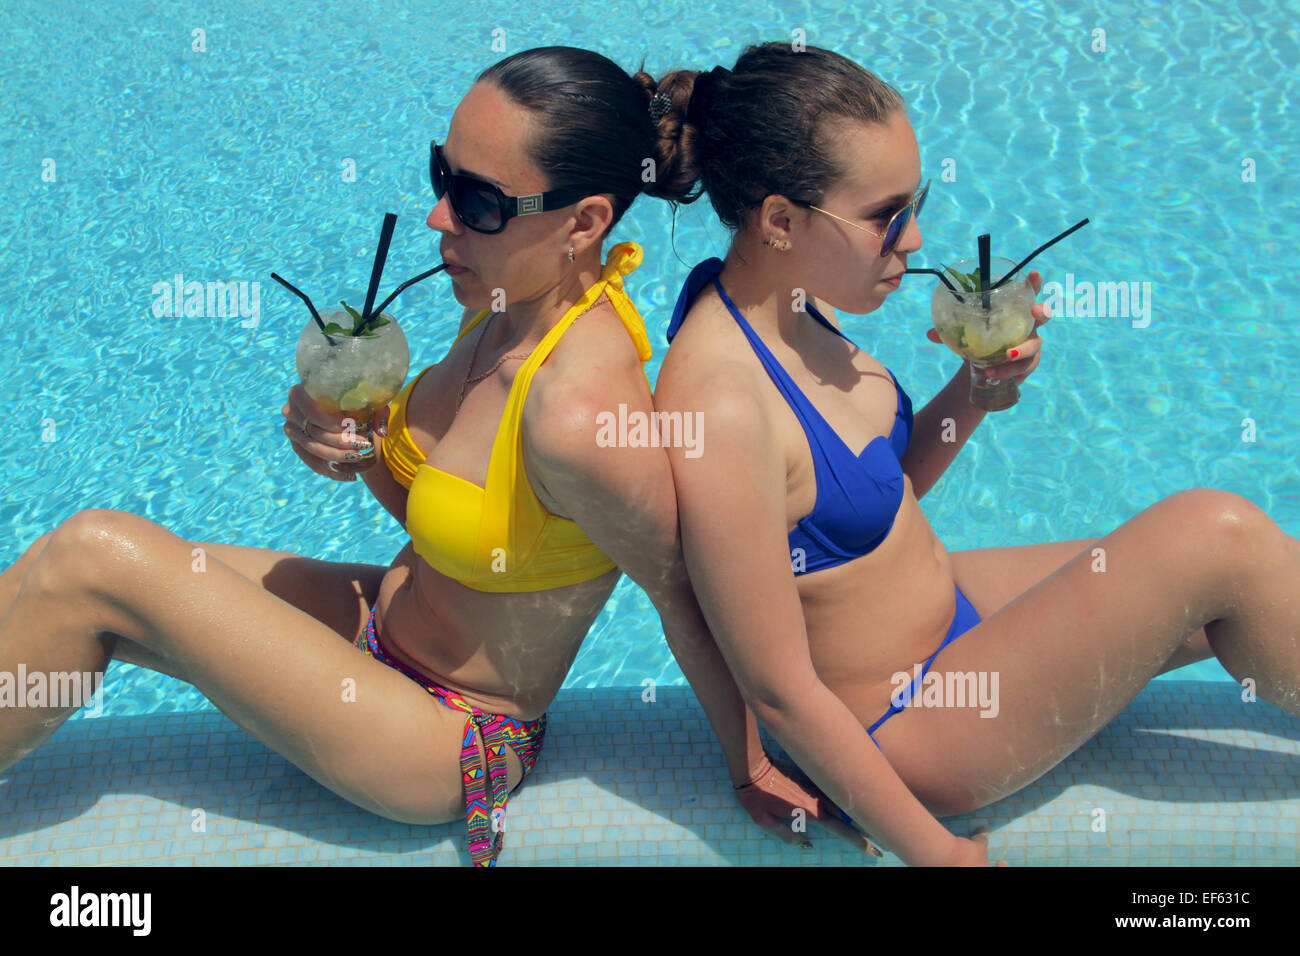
[429,142,589,235]
[882,180,929,257]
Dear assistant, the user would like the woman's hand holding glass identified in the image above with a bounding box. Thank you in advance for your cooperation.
[925,269,1054,389]
[282,383,389,483]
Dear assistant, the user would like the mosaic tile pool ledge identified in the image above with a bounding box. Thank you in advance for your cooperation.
[1,680,1297,866]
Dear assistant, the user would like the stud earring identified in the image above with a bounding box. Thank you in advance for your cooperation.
[568,247,575,262]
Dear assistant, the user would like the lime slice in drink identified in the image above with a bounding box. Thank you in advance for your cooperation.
[339,379,378,412]
[962,317,1020,363]
[339,379,398,415]
[961,324,997,359]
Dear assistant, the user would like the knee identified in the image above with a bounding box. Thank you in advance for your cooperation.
[35,509,149,596]
[1164,489,1277,555]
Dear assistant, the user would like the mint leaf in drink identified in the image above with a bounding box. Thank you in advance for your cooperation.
[345,310,391,338]
[320,322,348,335]
[959,268,990,293]
[339,301,366,334]
[943,265,977,293]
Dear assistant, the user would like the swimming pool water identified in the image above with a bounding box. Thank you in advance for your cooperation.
[2,0,1296,722]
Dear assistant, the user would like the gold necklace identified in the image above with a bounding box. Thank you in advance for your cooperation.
[455,300,599,409]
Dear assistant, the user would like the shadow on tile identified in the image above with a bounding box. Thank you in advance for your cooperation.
[0,679,1295,865]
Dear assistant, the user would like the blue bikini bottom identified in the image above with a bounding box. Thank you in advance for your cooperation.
[866,583,983,741]
[831,584,983,827]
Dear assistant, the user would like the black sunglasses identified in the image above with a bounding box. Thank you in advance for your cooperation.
[429,142,589,235]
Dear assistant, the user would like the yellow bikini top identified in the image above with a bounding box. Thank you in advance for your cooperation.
[382,241,653,593]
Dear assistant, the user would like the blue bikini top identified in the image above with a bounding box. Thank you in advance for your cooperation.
[667,258,914,576]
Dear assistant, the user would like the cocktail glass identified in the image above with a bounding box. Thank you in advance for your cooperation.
[272,211,445,438]
[906,217,1092,412]
[930,256,1036,411]
[294,308,410,426]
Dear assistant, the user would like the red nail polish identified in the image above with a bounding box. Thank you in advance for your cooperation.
[1007,349,1020,359]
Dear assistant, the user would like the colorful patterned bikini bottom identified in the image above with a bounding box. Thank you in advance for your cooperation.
[356,605,547,866]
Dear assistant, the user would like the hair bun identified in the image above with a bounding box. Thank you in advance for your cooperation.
[639,68,705,204]
[685,65,730,126]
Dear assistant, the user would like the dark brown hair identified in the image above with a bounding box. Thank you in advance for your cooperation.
[639,42,907,230]
[477,46,692,235]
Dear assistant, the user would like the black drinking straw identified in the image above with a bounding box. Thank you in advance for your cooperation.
[359,212,398,329]
[904,218,1092,305]
[270,272,337,345]
[904,267,964,296]
[368,264,450,320]
[978,234,992,310]
[274,212,453,345]
[988,218,1091,290]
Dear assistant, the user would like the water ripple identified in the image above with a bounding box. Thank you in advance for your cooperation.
[3,0,1295,716]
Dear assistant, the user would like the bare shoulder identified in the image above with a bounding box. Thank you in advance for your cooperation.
[665,358,780,480]
[656,286,766,417]
[658,343,779,482]
[521,296,651,480]
[532,295,648,414]
[553,296,645,379]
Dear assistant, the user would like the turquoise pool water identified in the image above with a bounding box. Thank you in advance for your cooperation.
[3,0,1296,726]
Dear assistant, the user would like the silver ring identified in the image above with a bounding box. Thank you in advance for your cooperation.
[327,461,341,472]
[301,419,312,438]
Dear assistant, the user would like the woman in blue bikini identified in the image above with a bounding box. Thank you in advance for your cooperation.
[648,42,1300,865]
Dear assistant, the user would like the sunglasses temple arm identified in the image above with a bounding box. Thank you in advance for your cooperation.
[368,264,450,319]
[990,218,1092,289]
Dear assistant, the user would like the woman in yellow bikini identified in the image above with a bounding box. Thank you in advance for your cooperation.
[0,47,869,866]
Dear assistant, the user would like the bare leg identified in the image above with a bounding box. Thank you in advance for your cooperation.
[0,531,116,765]
[0,509,517,824]
[872,489,1300,816]
[0,532,53,623]
[946,536,1214,677]
[1,528,389,681]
